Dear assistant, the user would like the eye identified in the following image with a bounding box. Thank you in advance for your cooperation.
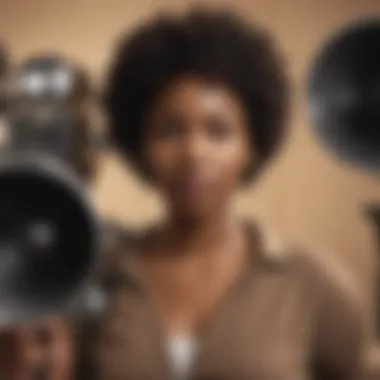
[153,117,185,140]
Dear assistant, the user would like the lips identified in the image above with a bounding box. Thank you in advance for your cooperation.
[172,176,214,201]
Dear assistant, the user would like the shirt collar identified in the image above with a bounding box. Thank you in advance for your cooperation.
[111,218,291,291]
[245,218,291,267]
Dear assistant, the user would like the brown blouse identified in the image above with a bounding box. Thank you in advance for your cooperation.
[74,221,368,380]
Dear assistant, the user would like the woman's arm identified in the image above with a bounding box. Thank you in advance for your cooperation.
[312,253,369,380]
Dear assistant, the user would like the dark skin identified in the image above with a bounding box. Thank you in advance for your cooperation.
[0,318,72,380]
[139,74,254,333]
[0,74,256,377]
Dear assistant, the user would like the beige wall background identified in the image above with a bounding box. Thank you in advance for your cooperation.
[1,0,380,298]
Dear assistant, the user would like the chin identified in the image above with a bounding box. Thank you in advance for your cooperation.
[172,203,213,222]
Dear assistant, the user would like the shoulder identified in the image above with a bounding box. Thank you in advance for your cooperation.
[268,233,369,377]
[257,222,360,300]
[257,222,365,323]
[275,235,366,323]
[288,243,364,312]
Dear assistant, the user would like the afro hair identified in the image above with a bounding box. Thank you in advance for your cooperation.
[104,7,290,180]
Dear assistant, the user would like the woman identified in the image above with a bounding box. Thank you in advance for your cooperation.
[0,7,368,380]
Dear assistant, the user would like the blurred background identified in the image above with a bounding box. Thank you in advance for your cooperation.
[0,0,379,329]
[1,0,380,378]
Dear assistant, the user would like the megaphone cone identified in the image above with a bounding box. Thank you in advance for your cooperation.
[0,153,100,326]
[308,17,380,171]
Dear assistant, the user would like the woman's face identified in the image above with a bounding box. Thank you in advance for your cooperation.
[143,75,254,220]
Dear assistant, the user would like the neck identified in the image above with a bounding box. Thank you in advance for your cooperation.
[160,208,241,257]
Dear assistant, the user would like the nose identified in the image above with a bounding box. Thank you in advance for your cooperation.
[181,131,209,167]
